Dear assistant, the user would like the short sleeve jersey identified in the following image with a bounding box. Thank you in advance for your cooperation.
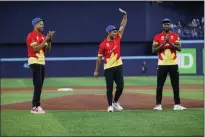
[98,34,123,69]
[153,31,181,65]
[26,30,46,65]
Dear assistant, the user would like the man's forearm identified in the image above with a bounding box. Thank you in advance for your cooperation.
[152,43,165,53]
[32,39,48,52]
[95,58,102,72]
[169,43,181,51]
[119,15,127,32]
[46,42,52,52]
[120,15,127,27]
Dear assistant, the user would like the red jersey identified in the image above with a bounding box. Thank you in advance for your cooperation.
[98,33,123,69]
[26,30,47,65]
[153,31,181,65]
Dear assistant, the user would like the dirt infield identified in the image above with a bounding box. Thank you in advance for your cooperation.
[1,93,204,110]
[1,85,204,110]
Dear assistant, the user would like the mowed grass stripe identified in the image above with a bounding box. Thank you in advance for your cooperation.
[1,111,68,136]
[1,109,204,136]
[128,90,204,100]
[1,76,203,88]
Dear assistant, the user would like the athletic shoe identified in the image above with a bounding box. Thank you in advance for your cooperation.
[112,102,123,111]
[31,106,46,114]
[153,105,162,110]
[173,105,186,110]
[107,106,114,112]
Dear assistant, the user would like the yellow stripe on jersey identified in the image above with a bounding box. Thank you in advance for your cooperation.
[158,49,177,65]
[175,40,181,45]
[28,49,45,65]
[104,53,123,69]
[98,54,103,57]
[153,42,159,45]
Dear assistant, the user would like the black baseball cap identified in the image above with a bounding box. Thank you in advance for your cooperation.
[161,18,171,24]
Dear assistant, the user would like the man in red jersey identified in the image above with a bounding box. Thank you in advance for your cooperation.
[152,18,186,111]
[94,8,127,112]
[26,17,55,114]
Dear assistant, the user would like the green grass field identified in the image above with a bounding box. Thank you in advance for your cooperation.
[1,76,204,136]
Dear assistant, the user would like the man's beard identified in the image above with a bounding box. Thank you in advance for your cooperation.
[110,36,114,40]
[164,28,170,32]
[109,36,114,40]
[37,28,43,32]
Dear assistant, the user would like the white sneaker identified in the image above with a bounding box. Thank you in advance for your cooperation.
[107,106,114,112]
[31,106,46,114]
[153,105,162,110]
[173,105,186,110]
[112,102,123,111]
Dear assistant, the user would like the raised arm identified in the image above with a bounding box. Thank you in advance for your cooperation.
[118,8,127,37]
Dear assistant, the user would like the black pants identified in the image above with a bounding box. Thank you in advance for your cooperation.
[104,65,124,106]
[156,65,180,105]
[29,64,45,107]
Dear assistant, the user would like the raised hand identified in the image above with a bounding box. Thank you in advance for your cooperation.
[119,8,127,15]
[49,31,56,37]
[46,31,55,41]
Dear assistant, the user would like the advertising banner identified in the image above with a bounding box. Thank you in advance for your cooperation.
[177,48,196,74]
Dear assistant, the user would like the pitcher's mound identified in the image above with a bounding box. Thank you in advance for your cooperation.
[1,93,204,110]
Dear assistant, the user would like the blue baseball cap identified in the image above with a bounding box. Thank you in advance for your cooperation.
[161,18,171,24]
[32,17,44,26]
[106,25,118,33]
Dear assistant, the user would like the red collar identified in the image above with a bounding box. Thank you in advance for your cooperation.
[33,30,42,35]
[161,31,172,35]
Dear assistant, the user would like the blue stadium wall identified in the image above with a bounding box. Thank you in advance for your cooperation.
[0,1,203,43]
[0,1,203,78]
